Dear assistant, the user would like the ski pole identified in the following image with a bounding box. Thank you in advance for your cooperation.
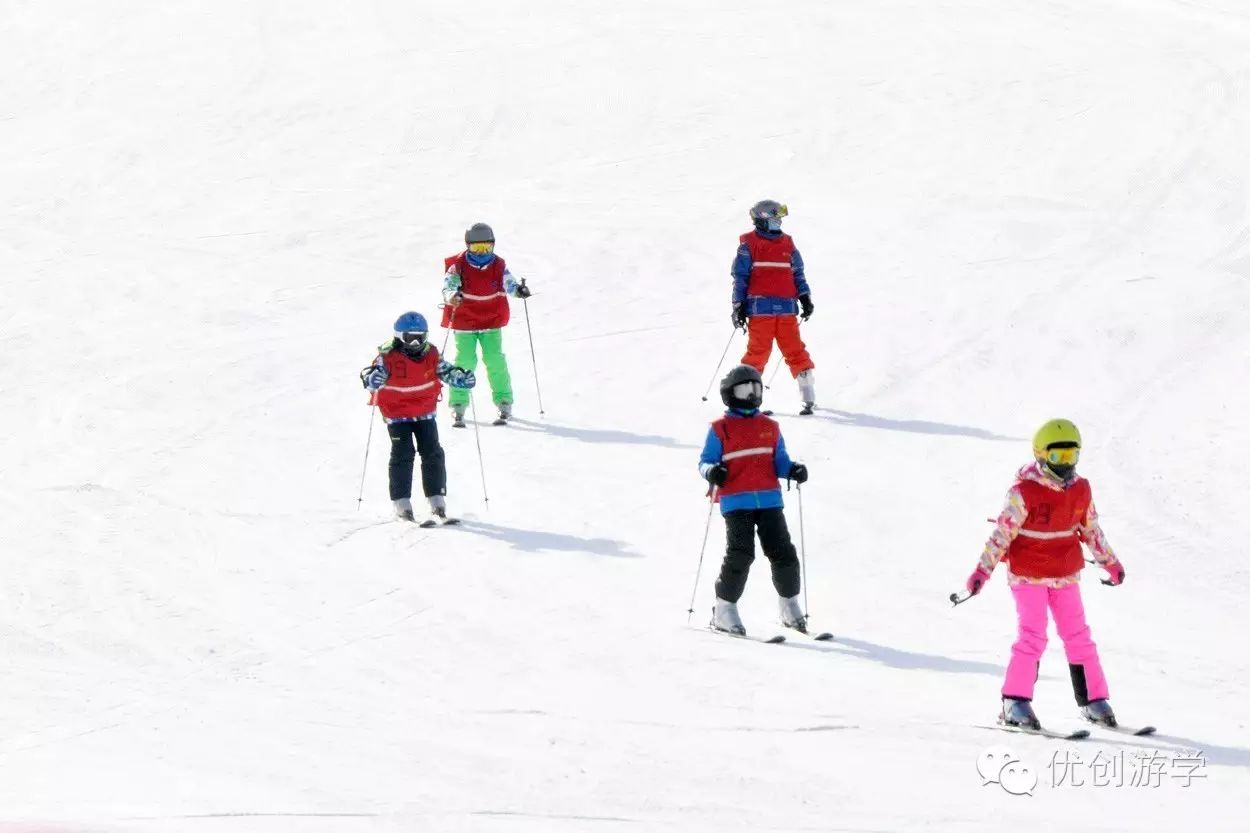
[356,405,377,510]
[798,484,809,616]
[467,390,490,508]
[439,303,458,355]
[700,328,740,401]
[686,488,718,624]
[520,280,545,415]
[765,354,784,389]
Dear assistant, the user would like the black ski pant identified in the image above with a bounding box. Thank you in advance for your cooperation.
[715,507,801,603]
[386,419,447,501]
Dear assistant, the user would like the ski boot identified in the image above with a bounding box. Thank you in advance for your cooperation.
[710,598,746,636]
[1081,699,1117,728]
[494,400,512,426]
[1000,697,1041,730]
[797,369,815,415]
[393,498,416,523]
[451,404,466,428]
[779,595,807,633]
[419,495,460,527]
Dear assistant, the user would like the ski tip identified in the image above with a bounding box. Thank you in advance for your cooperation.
[812,632,834,641]
[765,635,786,643]
[1134,726,1158,736]
[1068,729,1092,739]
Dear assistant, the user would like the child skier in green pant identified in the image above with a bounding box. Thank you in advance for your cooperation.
[440,222,532,426]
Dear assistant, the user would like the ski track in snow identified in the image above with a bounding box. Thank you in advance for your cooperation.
[2,1,1249,831]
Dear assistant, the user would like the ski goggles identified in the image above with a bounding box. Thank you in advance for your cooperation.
[772,204,789,219]
[400,331,427,347]
[1044,446,1080,466]
[467,241,495,255]
[732,381,763,400]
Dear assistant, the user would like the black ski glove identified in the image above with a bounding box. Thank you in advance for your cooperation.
[706,464,729,487]
[788,463,809,484]
[799,294,814,321]
[731,302,747,329]
[515,279,532,299]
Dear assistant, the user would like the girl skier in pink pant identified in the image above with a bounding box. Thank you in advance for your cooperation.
[964,419,1127,730]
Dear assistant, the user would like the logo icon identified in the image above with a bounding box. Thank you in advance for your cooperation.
[977,747,1038,796]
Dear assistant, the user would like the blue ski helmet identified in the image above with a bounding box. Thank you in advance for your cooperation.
[393,311,429,349]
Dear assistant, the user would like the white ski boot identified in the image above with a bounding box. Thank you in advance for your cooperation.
[779,595,808,633]
[495,400,512,425]
[420,495,460,527]
[710,598,746,636]
[450,404,466,428]
[797,369,816,415]
[393,497,415,522]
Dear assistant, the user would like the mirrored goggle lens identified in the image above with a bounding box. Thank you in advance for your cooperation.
[775,204,788,218]
[1046,447,1079,465]
[467,241,495,254]
[732,381,763,400]
[401,331,427,345]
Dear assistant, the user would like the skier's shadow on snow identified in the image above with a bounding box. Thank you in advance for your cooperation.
[460,520,641,559]
[507,417,697,450]
[784,408,1018,441]
[1070,730,1250,771]
[812,635,1003,678]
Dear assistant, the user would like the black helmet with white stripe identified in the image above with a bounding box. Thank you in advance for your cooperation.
[720,364,764,411]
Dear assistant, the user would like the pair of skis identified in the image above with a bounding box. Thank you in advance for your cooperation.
[982,721,1157,741]
[398,513,462,529]
[708,625,834,645]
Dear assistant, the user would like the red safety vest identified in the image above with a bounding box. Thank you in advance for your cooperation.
[372,344,443,420]
[1006,477,1091,578]
[741,232,798,299]
[440,253,511,331]
[712,414,781,496]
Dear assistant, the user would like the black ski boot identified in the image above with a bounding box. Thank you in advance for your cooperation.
[1000,697,1041,730]
[1081,699,1117,727]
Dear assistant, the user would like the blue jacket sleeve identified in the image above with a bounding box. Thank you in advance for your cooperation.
[731,244,752,303]
[773,435,794,477]
[792,249,811,297]
[699,427,724,479]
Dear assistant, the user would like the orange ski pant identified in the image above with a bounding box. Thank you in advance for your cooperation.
[742,315,814,377]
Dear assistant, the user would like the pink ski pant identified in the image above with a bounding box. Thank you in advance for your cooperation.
[1002,582,1108,702]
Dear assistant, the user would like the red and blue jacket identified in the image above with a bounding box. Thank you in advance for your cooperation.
[698,409,794,515]
[365,340,474,423]
[731,230,811,316]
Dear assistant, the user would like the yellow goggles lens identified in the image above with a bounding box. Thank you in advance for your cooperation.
[467,242,494,254]
[1045,447,1080,466]
[776,204,789,218]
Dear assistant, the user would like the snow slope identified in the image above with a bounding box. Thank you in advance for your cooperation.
[2,0,1249,830]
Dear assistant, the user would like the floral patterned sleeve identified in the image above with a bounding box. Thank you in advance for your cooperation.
[978,485,1027,574]
[1079,499,1120,567]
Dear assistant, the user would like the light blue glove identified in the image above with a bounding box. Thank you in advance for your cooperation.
[365,365,389,391]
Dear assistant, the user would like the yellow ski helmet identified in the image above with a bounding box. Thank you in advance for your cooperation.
[1032,419,1082,457]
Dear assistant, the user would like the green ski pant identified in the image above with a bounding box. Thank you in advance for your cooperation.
[449,329,513,407]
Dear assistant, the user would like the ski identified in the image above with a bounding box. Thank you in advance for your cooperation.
[977,723,1090,741]
[418,515,462,528]
[705,627,785,644]
[785,626,834,641]
[1089,723,1156,737]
